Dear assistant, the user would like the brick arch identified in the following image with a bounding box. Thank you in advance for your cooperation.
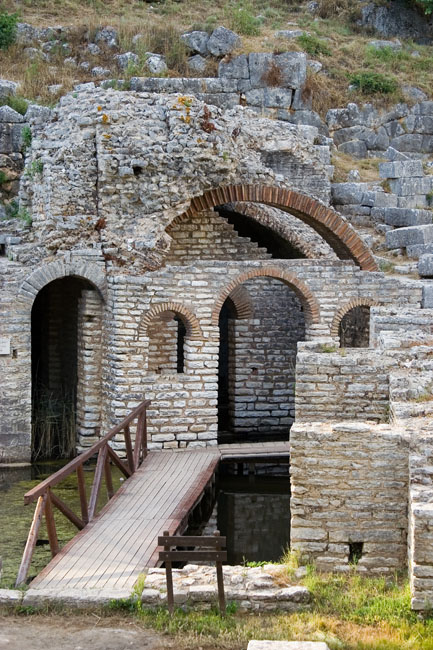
[226,285,254,320]
[139,302,202,340]
[183,184,377,271]
[19,259,107,306]
[211,267,320,326]
[330,298,380,337]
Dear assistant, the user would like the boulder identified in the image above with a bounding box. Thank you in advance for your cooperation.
[180,31,210,56]
[0,80,18,98]
[144,54,168,75]
[207,27,241,57]
[94,26,118,49]
[274,29,305,39]
[91,66,111,77]
[114,52,139,70]
[368,39,401,50]
[87,43,101,56]
[360,1,433,43]
[187,55,207,73]
[402,86,427,103]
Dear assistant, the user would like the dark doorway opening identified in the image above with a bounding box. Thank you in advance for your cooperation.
[31,276,94,460]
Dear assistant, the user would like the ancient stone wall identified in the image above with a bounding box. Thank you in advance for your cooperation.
[290,421,409,573]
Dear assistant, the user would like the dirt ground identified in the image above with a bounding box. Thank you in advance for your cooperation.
[0,615,168,650]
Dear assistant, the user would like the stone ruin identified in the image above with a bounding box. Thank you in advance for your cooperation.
[0,76,433,612]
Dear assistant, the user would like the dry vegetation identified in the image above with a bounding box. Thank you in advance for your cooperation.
[0,0,431,112]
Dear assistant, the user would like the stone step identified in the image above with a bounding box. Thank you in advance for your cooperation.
[385,224,433,250]
[372,207,432,228]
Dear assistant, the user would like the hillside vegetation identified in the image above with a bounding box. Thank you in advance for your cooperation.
[0,0,432,112]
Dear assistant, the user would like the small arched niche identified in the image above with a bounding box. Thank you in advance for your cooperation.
[339,305,371,348]
[147,310,188,374]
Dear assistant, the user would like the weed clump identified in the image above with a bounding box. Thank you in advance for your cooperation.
[226,0,261,36]
[0,95,28,115]
[350,70,398,94]
[297,33,332,57]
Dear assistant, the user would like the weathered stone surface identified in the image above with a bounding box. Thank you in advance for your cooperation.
[418,255,433,277]
[0,79,18,98]
[218,54,249,79]
[368,39,401,50]
[360,1,433,43]
[372,208,432,228]
[379,160,424,179]
[249,52,306,89]
[386,225,433,249]
[207,27,241,56]
[0,589,23,605]
[144,54,167,75]
[180,31,210,55]
[0,106,25,123]
[338,139,368,158]
[187,55,207,73]
[245,87,293,109]
[114,52,139,70]
[94,26,118,48]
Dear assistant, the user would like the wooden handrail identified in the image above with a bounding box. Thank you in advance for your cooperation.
[24,400,151,504]
[16,399,151,587]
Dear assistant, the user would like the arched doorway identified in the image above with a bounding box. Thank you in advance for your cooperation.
[31,276,103,460]
[217,276,306,443]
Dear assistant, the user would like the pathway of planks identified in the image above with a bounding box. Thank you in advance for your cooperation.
[29,441,289,593]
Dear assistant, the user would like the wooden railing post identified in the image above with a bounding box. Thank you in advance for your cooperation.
[142,408,148,461]
[214,530,226,616]
[104,453,114,499]
[88,445,107,521]
[45,488,60,558]
[76,464,89,524]
[124,424,135,473]
[15,493,47,587]
[163,530,174,614]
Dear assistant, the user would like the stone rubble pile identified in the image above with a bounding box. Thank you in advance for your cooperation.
[140,564,310,611]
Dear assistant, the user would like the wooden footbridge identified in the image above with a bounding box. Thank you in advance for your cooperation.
[16,401,289,592]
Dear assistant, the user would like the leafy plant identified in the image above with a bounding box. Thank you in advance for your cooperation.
[0,10,18,50]
[349,71,398,94]
[319,343,337,353]
[297,33,332,57]
[426,190,433,206]
[25,159,44,178]
[21,125,32,152]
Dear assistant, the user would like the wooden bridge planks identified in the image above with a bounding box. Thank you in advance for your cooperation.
[30,449,219,592]
[29,441,289,592]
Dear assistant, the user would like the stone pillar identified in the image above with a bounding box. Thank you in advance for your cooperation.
[76,289,103,451]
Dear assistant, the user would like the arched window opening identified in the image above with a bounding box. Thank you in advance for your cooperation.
[339,305,370,348]
[148,310,187,374]
[31,276,101,460]
[218,298,237,432]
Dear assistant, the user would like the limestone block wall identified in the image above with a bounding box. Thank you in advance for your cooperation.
[76,289,103,450]
[165,210,272,263]
[295,345,391,422]
[290,422,409,573]
[408,433,433,610]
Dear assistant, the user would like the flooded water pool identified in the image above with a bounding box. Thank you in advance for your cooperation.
[196,460,291,564]
[0,461,123,588]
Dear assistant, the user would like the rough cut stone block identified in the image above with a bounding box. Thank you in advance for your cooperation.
[422,284,433,308]
[245,87,292,108]
[386,225,433,249]
[331,182,369,205]
[376,208,432,227]
[218,54,249,79]
[418,255,433,277]
[389,176,433,196]
[0,105,25,123]
[0,589,23,605]
[0,79,18,98]
[338,139,368,158]
[248,52,306,89]
[379,160,424,179]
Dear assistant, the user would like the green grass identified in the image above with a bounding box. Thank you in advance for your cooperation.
[349,71,398,94]
[297,33,332,57]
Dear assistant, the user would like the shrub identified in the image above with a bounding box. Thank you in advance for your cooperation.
[0,170,9,184]
[0,95,28,115]
[297,33,332,57]
[349,71,398,94]
[0,10,18,50]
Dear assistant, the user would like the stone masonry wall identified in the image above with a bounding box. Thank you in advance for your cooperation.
[76,289,103,451]
[295,344,391,422]
[290,421,409,573]
[409,432,433,610]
